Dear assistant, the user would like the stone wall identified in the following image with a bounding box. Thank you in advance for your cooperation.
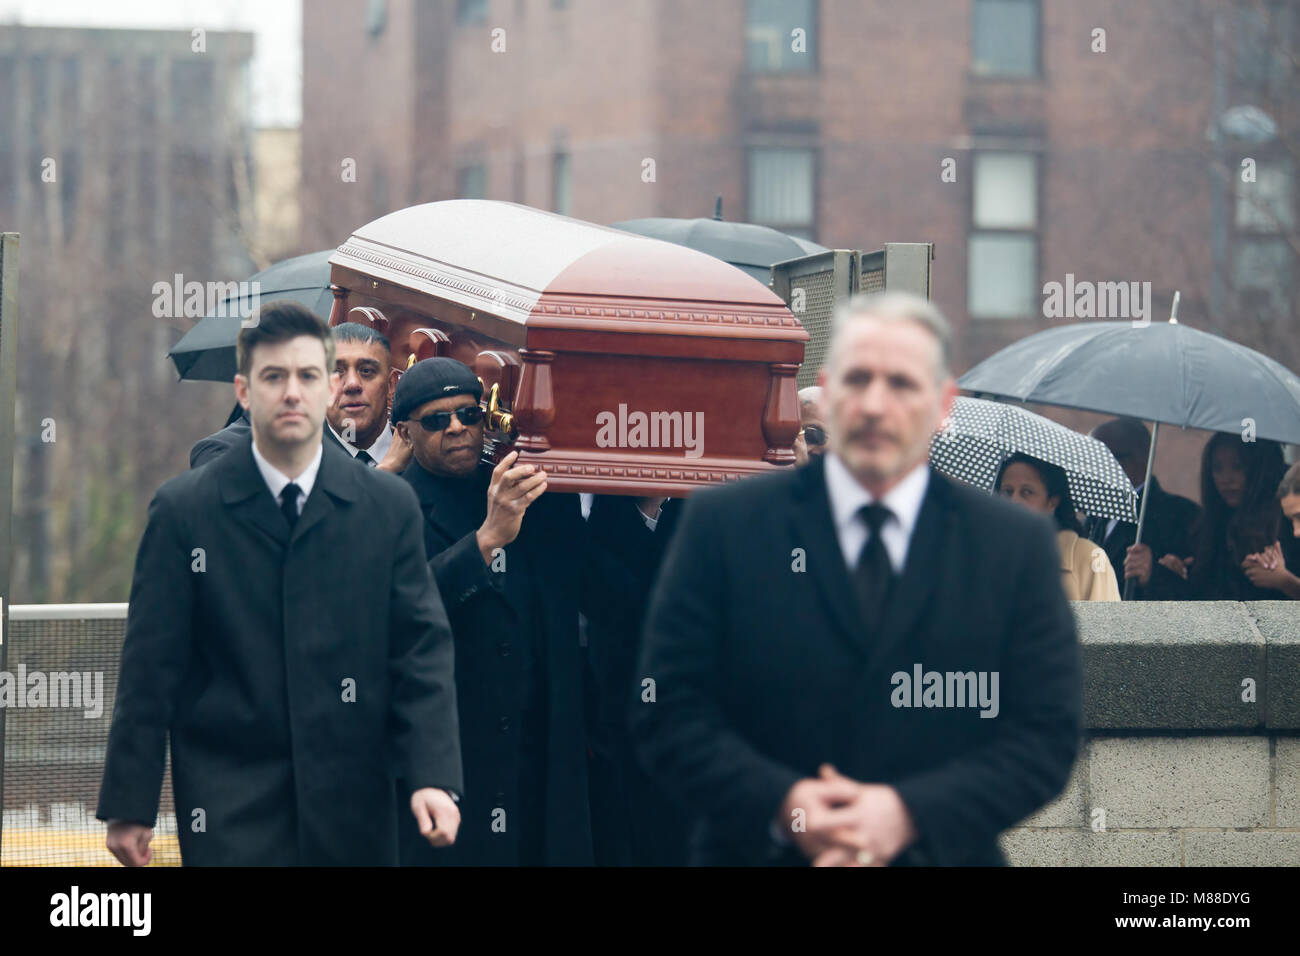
[1002,601,1300,866]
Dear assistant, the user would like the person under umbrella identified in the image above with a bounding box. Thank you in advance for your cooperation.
[1160,434,1296,601]
[996,453,1120,602]
[1086,418,1201,600]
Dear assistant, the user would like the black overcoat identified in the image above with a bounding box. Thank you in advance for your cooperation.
[97,433,463,865]
[397,461,593,865]
[633,455,1082,866]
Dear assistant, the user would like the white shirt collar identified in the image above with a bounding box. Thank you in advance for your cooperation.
[250,435,323,507]
[825,452,931,572]
[328,421,393,464]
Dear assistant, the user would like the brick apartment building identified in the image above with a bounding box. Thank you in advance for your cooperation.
[302,0,1298,498]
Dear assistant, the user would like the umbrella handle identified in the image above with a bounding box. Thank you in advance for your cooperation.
[1123,421,1160,600]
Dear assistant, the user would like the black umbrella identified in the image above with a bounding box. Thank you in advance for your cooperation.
[167,249,335,382]
[958,295,1300,594]
[610,199,827,284]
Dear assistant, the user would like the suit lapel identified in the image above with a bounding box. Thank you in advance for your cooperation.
[218,434,290,547]
[789,456,870,658]
[863,471,957,680]
[217,431,359,548]
[292,440,358,544]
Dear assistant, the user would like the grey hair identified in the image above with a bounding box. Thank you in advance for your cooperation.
[798,386,823,407]
[828,291,953,382]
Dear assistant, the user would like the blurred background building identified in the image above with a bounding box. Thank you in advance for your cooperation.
[0,0,1296,601]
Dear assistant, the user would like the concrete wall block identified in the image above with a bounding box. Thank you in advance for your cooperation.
[1183,830,1300,866]
[1074,602,1265,730]
[1089,737,1269,828]
[1001,828,1183,866]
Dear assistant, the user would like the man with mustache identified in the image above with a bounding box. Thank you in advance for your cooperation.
[391,357,593,866]
[633,291,1081,866]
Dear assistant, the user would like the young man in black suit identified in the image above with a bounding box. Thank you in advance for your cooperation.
[633,291,1082,866]
[98,302,462,865]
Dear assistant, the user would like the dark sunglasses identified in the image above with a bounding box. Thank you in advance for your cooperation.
[801,425,827,447]
[413,404,484,433]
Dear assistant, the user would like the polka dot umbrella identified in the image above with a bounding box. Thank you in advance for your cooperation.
[929,396,1137,523]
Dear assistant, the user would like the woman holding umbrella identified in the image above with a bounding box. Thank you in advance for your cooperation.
[1162,435,1298,601]
[996,453,1121,602]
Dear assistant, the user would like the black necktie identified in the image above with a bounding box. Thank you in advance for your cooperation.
[280,483,302,529]
[355,450,375,467]
[854,503,896,624]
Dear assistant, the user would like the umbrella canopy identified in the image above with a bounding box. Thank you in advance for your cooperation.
[958,319,1300,445]
[931,397,1138,522]
[167,249,335,382]
[609,216,828,284]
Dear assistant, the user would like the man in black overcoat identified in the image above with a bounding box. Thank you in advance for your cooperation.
[1086,418,1201,599]
[584,494,691,866]
[633,292,1082,867]
[392,358,593,866]
[98,302,463,866]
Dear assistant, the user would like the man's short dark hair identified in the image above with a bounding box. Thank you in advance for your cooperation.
[332,321,391,358]
[236,301,335,377]
[1278,461,1300,499]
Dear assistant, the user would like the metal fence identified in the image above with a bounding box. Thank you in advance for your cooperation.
[0,604,180,866]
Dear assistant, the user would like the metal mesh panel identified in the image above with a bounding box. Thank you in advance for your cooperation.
[791,268,837,389]
[1,613,179,866]
[860,264,885,294]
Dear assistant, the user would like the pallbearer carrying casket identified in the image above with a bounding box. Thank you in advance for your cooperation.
[392,357,594,866]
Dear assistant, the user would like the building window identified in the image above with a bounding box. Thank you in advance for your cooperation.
[1235,159,1295,233]
[552,151,570,215]
[366,0,387,37]
[457,0,488,26]
[745,0,816,73]
[1235,1,1294,94]
[748,147,815,238]
[971,0,1040,78]
[1232,239,1293,318]
[457,163,487,199]
[968,151,1038,318]
[1232,156,1294,318]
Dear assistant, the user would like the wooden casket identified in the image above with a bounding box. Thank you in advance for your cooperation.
[327,200,808,497]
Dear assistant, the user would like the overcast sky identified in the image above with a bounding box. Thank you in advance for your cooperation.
[0,0,301,126]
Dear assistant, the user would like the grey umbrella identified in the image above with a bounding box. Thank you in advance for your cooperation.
[610,199,828,285]
[958,295,1300,594]
[931,397,1137,522]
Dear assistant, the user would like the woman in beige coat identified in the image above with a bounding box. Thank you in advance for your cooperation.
[996,453,1121,602]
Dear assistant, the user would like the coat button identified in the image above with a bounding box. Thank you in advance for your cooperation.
[498,716,511,732]
[498,640,512,657]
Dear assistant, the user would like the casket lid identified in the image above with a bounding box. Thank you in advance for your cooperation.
[329,200,807,342]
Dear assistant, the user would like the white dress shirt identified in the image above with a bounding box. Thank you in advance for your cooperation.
[824,452,931,574]
[251,437,323,517]
[328,421,393,466]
